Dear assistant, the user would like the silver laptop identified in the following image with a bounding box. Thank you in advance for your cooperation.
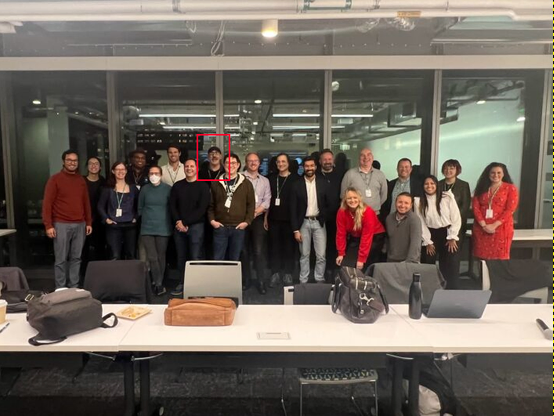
[422,290,492,319]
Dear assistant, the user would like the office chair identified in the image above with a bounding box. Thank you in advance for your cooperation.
[283,284,378,416]
[83,260,152,303]
[481,260,550,303]
[183,261,243,305]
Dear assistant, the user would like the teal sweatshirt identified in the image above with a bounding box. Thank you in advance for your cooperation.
[138,183,172,236]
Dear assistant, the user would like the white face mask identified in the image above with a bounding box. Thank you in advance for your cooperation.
[149,174,161,185]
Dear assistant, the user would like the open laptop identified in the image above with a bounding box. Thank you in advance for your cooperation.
[422,290,492,319]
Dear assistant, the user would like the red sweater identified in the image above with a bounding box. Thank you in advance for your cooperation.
[336,207,385,263]
[42,170,92,229]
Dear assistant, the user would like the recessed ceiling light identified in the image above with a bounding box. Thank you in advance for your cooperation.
[261,19,278,38]
[254,99,262,104]
[476,100,486,105]
[517,116,525,122]
[32,99,41,105]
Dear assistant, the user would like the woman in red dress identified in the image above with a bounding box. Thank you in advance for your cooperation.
[472,163,519,260]
[336,187,385,270]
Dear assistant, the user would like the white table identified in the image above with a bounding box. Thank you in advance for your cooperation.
[391,304,552,354]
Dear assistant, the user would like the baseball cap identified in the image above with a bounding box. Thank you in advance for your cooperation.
[207,146,222,154]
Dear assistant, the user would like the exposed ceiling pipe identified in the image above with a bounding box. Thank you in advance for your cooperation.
[0,0,549,21]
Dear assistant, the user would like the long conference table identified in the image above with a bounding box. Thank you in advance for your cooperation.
[1,304,551,416]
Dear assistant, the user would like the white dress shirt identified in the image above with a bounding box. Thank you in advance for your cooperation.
[305,177,319,217]
[414,190,461,246]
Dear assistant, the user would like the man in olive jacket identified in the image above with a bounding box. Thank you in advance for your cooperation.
[208,153,255,261]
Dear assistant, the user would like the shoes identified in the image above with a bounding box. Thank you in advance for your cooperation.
[242,278,252,291]
[170,284,183,297]
[283,274,293,285]
[154,285,166,296]
[256,281,267,295]
[269,273,281,288]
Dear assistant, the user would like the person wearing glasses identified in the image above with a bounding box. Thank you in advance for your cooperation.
[42,149,92,289]
[199,146,226,180]
[208,153,255,261]
[98,161,139,260]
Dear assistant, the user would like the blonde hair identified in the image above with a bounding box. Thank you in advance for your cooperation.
[341,187,367,231]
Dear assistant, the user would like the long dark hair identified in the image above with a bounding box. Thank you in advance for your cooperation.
[474,162,513,197]
[419,175,442,217]
[106,161,130,188]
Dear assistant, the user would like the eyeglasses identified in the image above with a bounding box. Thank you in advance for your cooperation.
[228,161,239,166]
[65,159,78,163]
[114,168,126,172]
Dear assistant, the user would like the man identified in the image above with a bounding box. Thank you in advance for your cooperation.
[317,149,343,282]
[42,150,92,289]
[241,152,271,294]
[208,153,255,261]
[169,159,211,296]
[340,148,387,215]
[198,146,226,180]
[126,148,150,190]
[161,144,186,186]
[290,156,330,284]
[381,158,422,220]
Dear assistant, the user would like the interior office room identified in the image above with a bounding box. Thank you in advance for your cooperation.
[0,1,551,415]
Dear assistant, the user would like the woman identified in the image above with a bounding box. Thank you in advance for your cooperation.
[82,157,107,272]
[138,165,172,296]
[472,163,519,260]
[414,176,461,289]
[336,187,385,270]
[386,192,422,263]
[438,159,471,246]
[264,153,298,287]
[97,161,138,260]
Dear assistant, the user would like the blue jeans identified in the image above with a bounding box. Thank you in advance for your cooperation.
[298,218,326,283]
[105,223,137,260]
[213,226,246,261]
[174,222,204,281]
[53,222,86,289]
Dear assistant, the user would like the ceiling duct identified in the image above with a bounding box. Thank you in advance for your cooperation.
[0,0,549,21]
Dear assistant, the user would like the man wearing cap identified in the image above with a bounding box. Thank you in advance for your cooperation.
[126,148,150,190]
[161,144,186,186]
[199,146,226,180]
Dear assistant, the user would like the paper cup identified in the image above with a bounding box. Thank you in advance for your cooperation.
[0,299,6,324]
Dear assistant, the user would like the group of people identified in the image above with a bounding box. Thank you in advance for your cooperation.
[42,145,519,295]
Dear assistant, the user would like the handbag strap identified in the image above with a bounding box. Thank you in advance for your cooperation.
[331,282,342,313]
[28,335,67,346]
[101,313,118,328]
[376,283,389,314]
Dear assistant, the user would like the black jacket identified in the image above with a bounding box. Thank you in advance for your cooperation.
[169,179,211,226]
[438,178,471,237]
[381,175,422,220]
[316,169,343,214]
[290,176,330,232]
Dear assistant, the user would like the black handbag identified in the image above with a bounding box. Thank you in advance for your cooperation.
[332,266,389,323]
[26,288,118,346]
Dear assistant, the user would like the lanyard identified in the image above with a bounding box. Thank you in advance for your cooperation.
[115,184,128,209]
[359,170,373,190]
[487,184,501,209]
[168,164,181,184]
[276,174,289,199]
[225,176,238,198]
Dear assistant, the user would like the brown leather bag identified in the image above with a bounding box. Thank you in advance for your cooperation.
[164,298,236,326]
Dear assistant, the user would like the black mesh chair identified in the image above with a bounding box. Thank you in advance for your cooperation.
[83,260,152,303]
[283,284,378,416]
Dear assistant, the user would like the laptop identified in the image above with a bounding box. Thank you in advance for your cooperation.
[422,290,492,319]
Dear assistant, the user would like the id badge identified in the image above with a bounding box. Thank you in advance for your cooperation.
[275,198,281,206]
[224,197,232,209]
[255,194,259,204]
[365,189,372,198]
[116,208,123,217]
[136,185,141,191]
[485,208,493,219]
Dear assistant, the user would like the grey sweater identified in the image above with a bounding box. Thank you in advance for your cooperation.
[385,210,422,263]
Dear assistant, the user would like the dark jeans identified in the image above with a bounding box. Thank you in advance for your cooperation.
[81,220,106,281]
[342,232,386,271]
[240,215,268,282]
[105,223,137,260]
[213,225,246,261]
[421,226,460,289]
[268,219,295,275]
[142,235,169,287]
[174,222,204,281]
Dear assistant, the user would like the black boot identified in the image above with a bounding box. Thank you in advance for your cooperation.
[242,278,252,291]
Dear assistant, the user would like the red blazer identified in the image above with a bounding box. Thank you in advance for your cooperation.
[336,207,385,263]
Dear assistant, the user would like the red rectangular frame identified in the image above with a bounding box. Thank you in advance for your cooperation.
[196,133,231,182]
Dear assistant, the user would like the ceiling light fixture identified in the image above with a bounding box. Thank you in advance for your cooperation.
[254,99,263,104]
[476,100,486,105]
[272,113,374,118]
[261,19,278,38]
[32,99,41,105]
[517,116,526,122]
[139,114,239,118]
